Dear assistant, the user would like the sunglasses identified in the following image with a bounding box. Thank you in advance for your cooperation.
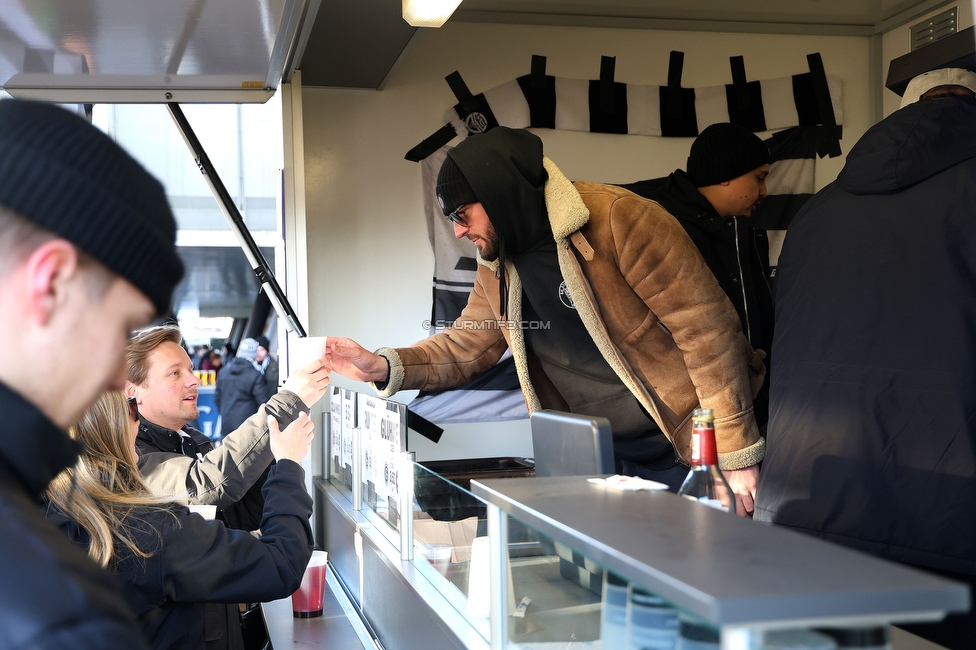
[447,205,469,227]
[127,396,139,423]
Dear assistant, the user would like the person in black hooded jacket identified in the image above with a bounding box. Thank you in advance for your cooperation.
[0,99,186,650]
[47,391,315,650]
[754,68,976,648]
[215,337,272,437]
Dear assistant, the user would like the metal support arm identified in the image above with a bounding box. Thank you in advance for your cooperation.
[167,102,307,336]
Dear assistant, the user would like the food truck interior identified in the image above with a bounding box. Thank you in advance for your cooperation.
[1,1,974,649]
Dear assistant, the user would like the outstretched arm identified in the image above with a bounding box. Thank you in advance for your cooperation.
[325,338,390,383]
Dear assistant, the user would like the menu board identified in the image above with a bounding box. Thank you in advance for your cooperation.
[329,387,342,481]
[327,387,357,490]
[358,394,407,528]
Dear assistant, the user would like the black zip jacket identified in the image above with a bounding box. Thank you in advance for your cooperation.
[50,459,313,650]
[621,170,774,429]
[0,382,148,649]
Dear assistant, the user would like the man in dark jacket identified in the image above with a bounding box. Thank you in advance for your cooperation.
[754,68,976,649]
[0,99,183,648]
[215,337,272,437]
[622,123,773,429]
[255,335,280,393]
[125,324,330,650]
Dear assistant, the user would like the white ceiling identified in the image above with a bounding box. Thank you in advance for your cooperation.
[301,0,961,88]
[0,0,962,97]
[0,0,305,102]
[454,0,940,29]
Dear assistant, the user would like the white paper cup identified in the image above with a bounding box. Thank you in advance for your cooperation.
[465,537,515,618]
[188,505,217,521]
[424,543,453,578]
[601,572,629,648]
[290,336,328,372]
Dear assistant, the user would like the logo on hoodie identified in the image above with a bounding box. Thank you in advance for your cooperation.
[465,112,489,133]
[558,281,576,309]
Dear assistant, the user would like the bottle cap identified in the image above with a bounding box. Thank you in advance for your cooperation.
[692,408,715,422]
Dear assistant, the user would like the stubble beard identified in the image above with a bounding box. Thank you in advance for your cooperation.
[477,221,500,262]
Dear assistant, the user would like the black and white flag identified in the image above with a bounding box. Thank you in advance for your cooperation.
[406,53,842,423]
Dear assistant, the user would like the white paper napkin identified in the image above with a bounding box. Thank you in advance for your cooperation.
[587,474,669,491]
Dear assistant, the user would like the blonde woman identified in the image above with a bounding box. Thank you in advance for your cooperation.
[46,391,315,650]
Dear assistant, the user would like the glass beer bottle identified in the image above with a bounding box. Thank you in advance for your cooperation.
[677,408,736,514]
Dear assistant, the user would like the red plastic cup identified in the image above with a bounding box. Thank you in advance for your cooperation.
[292,551,328,618]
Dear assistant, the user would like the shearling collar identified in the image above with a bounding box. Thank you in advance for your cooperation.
[478,156,590,274]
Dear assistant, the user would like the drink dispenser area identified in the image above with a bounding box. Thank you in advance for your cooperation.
[305,386,968,650]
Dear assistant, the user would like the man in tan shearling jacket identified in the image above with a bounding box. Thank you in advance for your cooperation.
[328,128,766,515]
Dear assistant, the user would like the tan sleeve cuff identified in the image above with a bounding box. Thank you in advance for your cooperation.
[371,347,404,398]
[718,436,765,471]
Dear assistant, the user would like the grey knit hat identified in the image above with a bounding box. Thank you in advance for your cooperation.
[435,153,479,216]
[237,338,259,361]
[686,122,770,188]
[0,99,184,316]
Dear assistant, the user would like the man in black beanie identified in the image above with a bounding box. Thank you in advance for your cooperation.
[327,127,767,515]
[622,122,773,432]
[255,335,279,393]
[0,98,184,648]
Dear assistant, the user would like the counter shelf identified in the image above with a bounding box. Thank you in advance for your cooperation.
[318,466,494,650]
[323,457,748,649]
[320,406,967,650]
[471,476,970,649]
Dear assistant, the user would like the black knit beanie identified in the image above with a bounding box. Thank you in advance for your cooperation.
[686,122,771,188]
[436,154,479,216]
[0,99,183,316]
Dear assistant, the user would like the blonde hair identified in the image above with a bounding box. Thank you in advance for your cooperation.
[47,391,175,567]
[127,325,183,386]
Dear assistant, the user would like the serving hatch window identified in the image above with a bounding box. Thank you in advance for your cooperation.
[91,96,284,327]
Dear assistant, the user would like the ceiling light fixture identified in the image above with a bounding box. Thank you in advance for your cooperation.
[402,0,463,28]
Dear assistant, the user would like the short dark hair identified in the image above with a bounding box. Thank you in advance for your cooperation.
[0,204,113,299]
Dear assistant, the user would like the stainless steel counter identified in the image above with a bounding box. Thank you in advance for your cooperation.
[262,568,372,649]
[470,476,969,629]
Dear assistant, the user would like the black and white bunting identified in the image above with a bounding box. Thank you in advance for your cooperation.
[405,53,843,424]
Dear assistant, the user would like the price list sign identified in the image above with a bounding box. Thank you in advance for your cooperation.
[358,395,407,528]
[340,388,356,491]
[327,387,357,491]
